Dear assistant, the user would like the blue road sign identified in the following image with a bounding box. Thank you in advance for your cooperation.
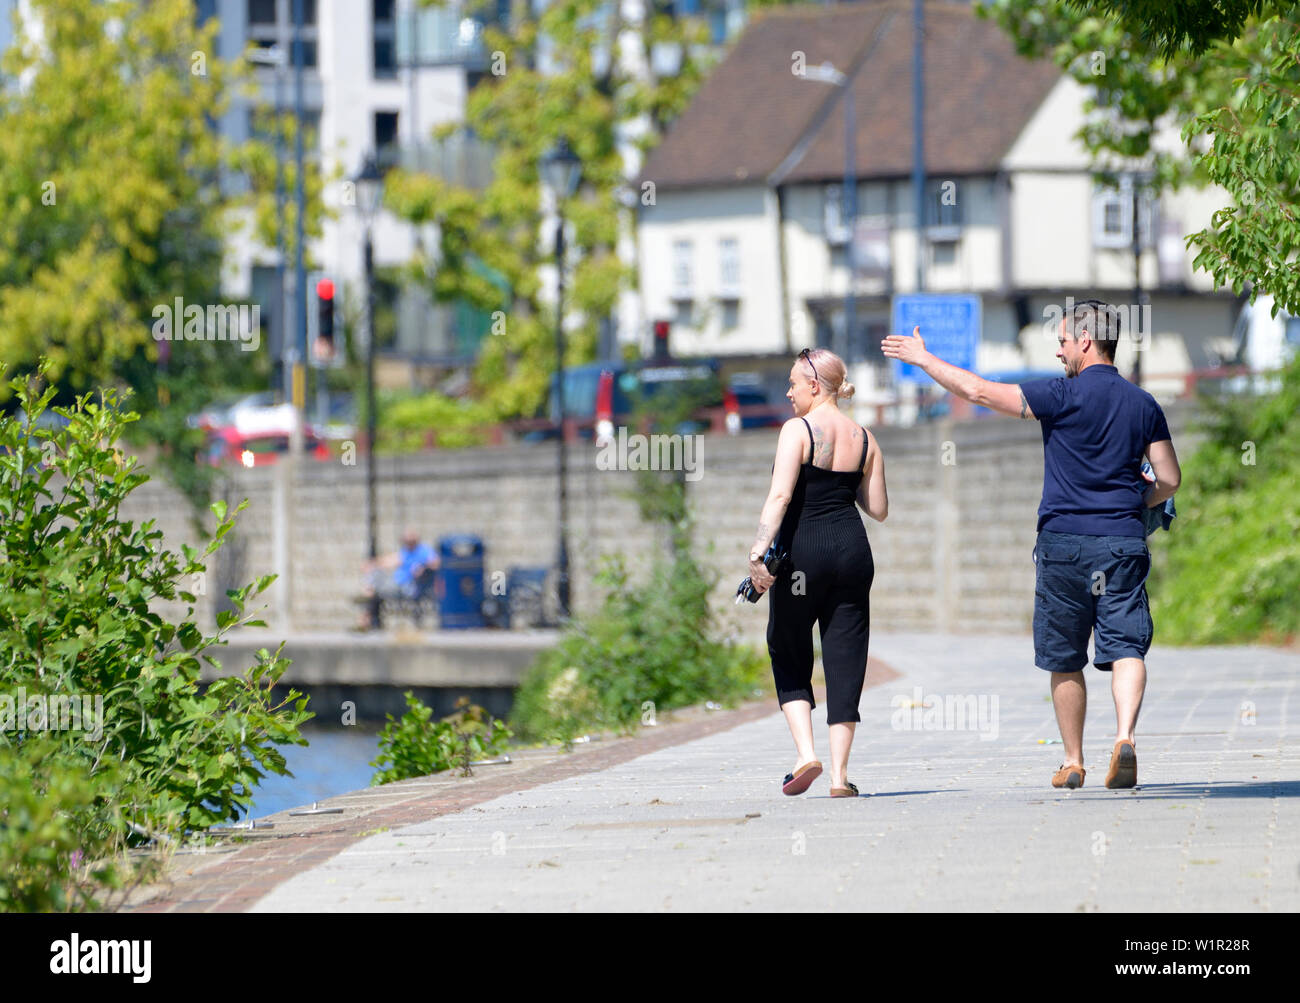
[891,294,982,385]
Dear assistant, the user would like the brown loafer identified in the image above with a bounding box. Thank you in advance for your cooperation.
[1105,740,1137,788]
[829,780,859,798]
[782,760,822,796]
[1052,763,1085,789]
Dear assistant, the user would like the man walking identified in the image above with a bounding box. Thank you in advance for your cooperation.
[882,299,1181,789]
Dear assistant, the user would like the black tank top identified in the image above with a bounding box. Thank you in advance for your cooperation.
[775,417,869,544]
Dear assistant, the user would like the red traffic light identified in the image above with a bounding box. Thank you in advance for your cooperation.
[316,278,335,300]
[652,319,671,360]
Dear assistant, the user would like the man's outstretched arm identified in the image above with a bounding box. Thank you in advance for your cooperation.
[881,327,1035,419]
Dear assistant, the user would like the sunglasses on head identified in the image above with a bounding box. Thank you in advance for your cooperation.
[798,348,819,384]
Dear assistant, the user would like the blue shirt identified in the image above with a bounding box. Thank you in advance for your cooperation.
[1020,365,1171,537]
[394,542,436,587]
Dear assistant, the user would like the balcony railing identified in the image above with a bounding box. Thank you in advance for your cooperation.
[395,3,499,69]
[381,134,496,189]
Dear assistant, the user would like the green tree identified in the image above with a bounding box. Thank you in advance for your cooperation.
[981,1,1300,643]
[978,1,1300,314]
[1063,1,1277,56]
[384,1,740,425]
[0,0,328,511]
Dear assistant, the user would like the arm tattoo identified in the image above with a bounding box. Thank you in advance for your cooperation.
[1019,390,1030,420]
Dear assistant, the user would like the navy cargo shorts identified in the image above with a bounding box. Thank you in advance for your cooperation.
[1032,530,1153,673]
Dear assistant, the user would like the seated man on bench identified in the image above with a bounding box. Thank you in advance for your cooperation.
[357,529,439,629]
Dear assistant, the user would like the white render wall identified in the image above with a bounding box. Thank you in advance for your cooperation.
[780,175,1006,306]
[1005,76,1233,295]
[1009,172,1096,289]
[637,185,787,356]
[304,2,465,286]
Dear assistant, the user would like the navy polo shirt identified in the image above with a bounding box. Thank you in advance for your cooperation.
[1019,364,1171,537]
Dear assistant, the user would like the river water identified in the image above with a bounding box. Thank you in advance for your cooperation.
[241,725,383,820]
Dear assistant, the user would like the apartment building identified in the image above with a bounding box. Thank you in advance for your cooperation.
[195,0,504,383]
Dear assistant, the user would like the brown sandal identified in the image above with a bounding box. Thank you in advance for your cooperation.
[782,760,822,795]
[1052,763,1085,789]
[1105,741,1137,788]
[829,780,859,798]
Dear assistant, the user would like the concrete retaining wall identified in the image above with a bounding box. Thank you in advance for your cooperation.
[125,403,1198,648]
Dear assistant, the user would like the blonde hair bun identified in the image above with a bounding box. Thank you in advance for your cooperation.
[836,381,855,400]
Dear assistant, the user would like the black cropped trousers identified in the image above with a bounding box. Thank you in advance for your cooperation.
[766,518,874,725]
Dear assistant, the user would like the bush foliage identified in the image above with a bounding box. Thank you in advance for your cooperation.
[1151,354,1300,643]
[370,693,510,784]
[509,467,768,744]
[0,364,312,910]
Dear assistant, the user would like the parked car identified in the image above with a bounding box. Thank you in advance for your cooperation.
[525,360,782,440]
[728,372,785,429]
[201,425,331,467]
[187,391,278,432]
[306,392,358,443]
[199,405,331,467]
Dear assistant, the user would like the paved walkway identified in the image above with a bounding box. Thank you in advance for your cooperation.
[244,633,1298,912]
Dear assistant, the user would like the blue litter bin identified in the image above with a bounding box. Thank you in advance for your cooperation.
[437,535,485,629]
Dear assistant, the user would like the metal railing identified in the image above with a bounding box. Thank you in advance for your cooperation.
[360,364,1280,451]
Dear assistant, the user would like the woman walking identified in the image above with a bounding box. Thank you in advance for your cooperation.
[747,347,888,797]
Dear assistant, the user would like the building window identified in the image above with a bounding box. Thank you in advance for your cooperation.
[862,320,889,368]
[374,0,397,79]
[248,0,276,25]
[1093,178,1153,248]
[824,184,850,245]
[925,180,963,228]
[671,239,694,300]
[374,111,399,162]
[721,301,740,331]
[718,237,740,297]
[247,0,319,69]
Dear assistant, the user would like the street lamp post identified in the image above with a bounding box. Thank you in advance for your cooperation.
[354,154,386,623]
[801,63,855,364]
[540,138,581,622]
[1130,171,1150,388]
[292,0,308,453]
[246,45,289,401]
[912,0,926,294]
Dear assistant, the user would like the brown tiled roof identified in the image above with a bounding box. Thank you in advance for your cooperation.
[639,1,1061,189]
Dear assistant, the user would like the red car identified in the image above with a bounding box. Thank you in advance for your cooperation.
[202,425,331,468]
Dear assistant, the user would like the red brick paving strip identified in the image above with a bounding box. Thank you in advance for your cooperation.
[126,657,900,913]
